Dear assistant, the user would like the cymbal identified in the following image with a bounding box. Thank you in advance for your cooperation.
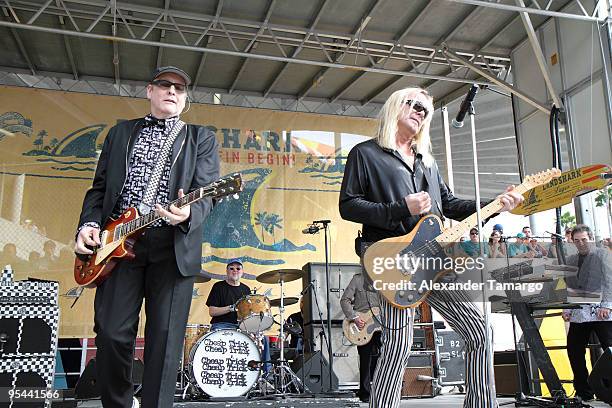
[270,297,299,307]
[194,273,211,283]
[257,269,303,284]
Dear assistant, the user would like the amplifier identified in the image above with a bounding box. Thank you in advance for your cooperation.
[0,267,59,407]
[402,353,435,398]
[0,268,59,305]
[304,323,359,388]
[302,263,362,323]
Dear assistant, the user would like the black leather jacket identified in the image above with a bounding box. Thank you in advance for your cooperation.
[339,139,483,243]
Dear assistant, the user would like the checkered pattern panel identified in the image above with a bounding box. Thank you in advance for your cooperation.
[0,356,55,408]
[0,305,59,358]
[0,281,59,305]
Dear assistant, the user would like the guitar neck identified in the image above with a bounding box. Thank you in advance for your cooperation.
[120,187,210,237]
[435,183,530,245]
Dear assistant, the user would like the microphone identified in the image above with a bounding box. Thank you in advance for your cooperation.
[600,173,612,179]
[300,280,315,296]
[546,231,565,240]
[452,85,479,128]
[302,225,321,234]
[247,360,260,370]
[313,219,331,224]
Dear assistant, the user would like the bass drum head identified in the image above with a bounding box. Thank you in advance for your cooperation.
[189,329,261,397]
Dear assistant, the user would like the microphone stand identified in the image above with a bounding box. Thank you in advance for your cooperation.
[466,98,496,408]
[315,220,335,393]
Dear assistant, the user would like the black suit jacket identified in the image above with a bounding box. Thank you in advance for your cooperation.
[78,118,220,276]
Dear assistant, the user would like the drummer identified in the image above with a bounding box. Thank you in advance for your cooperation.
[206,258,250,331]
[206,258,271,371]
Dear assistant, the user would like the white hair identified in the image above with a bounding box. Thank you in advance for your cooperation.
[374,87,435,168]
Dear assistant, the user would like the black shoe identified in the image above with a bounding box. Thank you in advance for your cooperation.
[359,394,370,403]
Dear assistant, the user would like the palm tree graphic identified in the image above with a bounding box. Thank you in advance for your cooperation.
[265,213,283,243]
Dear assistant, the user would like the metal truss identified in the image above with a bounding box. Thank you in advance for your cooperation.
[0,68,384,118]
[443,0,610,22]
[0,0,511,93]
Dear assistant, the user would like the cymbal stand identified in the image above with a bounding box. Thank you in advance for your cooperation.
[274,276,307,394]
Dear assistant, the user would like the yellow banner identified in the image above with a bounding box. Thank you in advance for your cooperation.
[511,164,611,215]
[0,85,376,337]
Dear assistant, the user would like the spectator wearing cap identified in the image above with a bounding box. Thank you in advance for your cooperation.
[493,223,504,235]
[508,233,534,258]
[523,226,548,257]
[74,65,220,408]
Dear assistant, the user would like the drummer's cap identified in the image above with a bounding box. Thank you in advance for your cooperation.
[226,258,243,267]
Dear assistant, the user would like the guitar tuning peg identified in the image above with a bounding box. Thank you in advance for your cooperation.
[218,198,224,203]
[232,193,239,199]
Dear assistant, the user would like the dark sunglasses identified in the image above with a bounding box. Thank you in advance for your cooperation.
[405,99,430,117]
[151,79,187,93]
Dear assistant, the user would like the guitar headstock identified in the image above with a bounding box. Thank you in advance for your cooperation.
[522,168,561,190]
[211,173,243,199]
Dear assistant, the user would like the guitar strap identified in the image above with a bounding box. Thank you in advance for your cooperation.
[139,120,186,215]
[415,154,445,222]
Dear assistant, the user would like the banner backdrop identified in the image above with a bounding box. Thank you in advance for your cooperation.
[0,86,376,337]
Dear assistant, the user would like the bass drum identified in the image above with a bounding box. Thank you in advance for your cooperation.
[189,329,261,397]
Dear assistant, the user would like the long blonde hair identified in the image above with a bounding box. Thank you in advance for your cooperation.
[374,87,435,168]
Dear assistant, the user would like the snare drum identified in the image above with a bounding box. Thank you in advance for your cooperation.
[189,329,260,397]
[236,294,273,333]
[183,324,210,365]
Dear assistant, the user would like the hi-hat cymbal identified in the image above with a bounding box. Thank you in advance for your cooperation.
[256,269,303,284]
[270,297,299,307]
[194,273,211,283]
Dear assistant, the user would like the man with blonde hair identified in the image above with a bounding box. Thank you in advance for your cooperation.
[339,87,523,407]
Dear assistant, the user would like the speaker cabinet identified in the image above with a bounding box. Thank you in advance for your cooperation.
[304,323,359,387]
[589,347,612,404]
[290,351,338,393]
[0,270,59,408]
[75,358,145,399]
[301,263,362,323]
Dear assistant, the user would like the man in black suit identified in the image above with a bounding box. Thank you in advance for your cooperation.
[75,66,220,408]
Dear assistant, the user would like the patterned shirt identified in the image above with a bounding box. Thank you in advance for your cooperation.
[114,114,179,225]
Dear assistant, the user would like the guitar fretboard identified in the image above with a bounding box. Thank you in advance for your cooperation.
[114,186,216,240]
[435,183,530,246]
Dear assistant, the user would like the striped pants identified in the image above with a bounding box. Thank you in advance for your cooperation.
[369,290,497,408]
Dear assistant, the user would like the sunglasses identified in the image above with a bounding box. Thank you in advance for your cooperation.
[405,99,430,117]
[470,232,478,235]
[151,79,187,93]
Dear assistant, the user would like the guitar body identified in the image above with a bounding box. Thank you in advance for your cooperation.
[363,214,447,309]
[73,173,245,288]
[74,208,141,288]
[343,308,381,346]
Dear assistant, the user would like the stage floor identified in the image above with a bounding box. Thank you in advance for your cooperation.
[68,395,611,407]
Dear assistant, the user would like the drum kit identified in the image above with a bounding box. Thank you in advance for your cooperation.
[178,268,307,400]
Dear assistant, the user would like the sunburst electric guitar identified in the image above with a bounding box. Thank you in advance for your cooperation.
[74,173,243,287]
[362,169,561,309]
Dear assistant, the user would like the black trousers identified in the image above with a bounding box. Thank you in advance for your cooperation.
[93,227,195,408]
[356,331,382,399]
[567,321,612,399]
